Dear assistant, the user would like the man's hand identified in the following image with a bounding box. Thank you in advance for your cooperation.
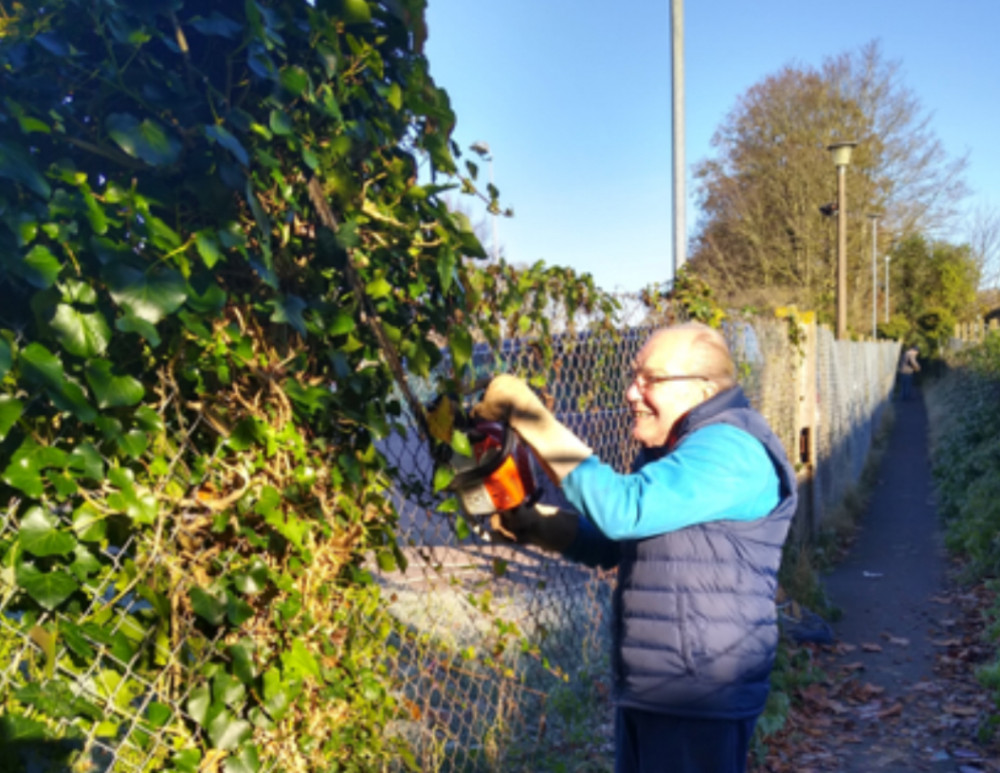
[472,375,593,482]
[470,373,545,424]
[490,503,578,553]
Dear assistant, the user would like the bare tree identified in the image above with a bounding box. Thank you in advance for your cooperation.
[689,41,969,329]
[965,202,1000,290]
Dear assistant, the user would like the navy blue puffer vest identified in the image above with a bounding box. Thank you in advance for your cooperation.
[613,386,797,719]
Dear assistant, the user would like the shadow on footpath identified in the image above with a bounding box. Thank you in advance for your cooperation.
[816,387,991,772]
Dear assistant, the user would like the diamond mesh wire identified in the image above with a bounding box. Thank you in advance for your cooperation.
[0,306,902,771]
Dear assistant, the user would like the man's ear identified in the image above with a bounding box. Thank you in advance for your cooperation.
[700,380,720,401]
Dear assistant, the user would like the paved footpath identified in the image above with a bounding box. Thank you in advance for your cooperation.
[819,388,996,772]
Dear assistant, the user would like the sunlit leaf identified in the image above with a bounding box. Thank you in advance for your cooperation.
[449,327,473,373]
[16,562,78,610]
[106,265,187,324]
[84,360,144,408]
[190,587,226,626]
[20,506,77,557]
[0,394,23,441]
[208,709,251,751]
[366,277,392,299]
[433,466,454,493]
[20,244,62,288]
[50,304,111,357]
[269,109,293,136]
[195,230,224,268]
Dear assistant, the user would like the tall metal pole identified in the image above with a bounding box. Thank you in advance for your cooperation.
[885,254,890,322]
[869,214,878,339]
[671,0,685,273]
[836,164,848,339]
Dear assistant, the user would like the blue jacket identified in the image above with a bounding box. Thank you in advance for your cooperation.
[562,386,797,719]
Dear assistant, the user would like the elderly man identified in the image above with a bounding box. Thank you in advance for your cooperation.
[473,322,797,773]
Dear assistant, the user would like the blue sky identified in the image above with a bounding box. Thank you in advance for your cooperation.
[423,0,1000,295]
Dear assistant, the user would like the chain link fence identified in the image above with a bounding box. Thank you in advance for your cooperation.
[0,305,900,772]
[374,311,901,769]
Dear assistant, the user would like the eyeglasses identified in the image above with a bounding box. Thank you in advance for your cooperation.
[627,371,709,391]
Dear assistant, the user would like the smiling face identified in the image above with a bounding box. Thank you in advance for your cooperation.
[625,327,723,448]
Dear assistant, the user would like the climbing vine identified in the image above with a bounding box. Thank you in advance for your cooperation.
[0,1,615,769]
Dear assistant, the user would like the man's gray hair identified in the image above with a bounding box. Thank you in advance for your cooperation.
[673,321,737,391]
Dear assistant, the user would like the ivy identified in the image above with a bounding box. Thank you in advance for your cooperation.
[0,0,617,769]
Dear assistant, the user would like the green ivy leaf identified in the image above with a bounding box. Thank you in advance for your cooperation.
[190,587,226,626]
[190,12,243,38]
[69,442,104,481]
[262,668,289,720]
[432,466,454,493]
[366,277,392,299]
[208,708,251,751]
[2,437,68,497]
[195,230,224,269]
[116,313,162,347]
[449,327,473,373]
[205,125,249,167]
[269,294,307,335]
[106,113,181,167]
[16,562,78,610]
[50,303,111,357]
[20,244,63,288]
[213,672,246,707]
[269,109,293,136]
[0,140,51,199]
[187,685,211,726]
[106,265,187,324]
[234,557,269,596]
[0,337,11,379]
[19,506,77,557]
[228,641,257,685]
[0,394,23,441]
[84,360,145,408]
[72,501,106,542]
[279,66,309,97]
[450,429,472,457]
[329,312,355,336]
[20,343,95,421]
[224,744,261,773]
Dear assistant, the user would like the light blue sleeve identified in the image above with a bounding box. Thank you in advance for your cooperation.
[561,424,781,541]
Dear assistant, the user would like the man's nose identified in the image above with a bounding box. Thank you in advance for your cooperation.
[625,380,642,402]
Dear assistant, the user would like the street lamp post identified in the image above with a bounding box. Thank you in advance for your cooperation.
[828,141,857,339]
[885,253,891,323]
[470,141,499,262]
[868,214,879,339]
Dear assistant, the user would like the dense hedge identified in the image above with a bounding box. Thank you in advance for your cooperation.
[0,1,613,769]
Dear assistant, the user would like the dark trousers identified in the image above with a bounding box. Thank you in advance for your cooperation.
[899,372,914,400]
[614,707,757,773]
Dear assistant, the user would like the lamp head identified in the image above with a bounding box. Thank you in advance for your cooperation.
[827,140,858,167]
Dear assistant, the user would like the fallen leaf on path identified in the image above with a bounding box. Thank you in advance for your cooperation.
[943,703,979,717]
[861,642,883,652]
[878,702,903,719]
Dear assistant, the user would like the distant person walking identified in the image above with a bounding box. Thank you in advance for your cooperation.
[898,344,921,400]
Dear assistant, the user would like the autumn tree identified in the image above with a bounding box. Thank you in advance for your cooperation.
[689,41,968,331]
